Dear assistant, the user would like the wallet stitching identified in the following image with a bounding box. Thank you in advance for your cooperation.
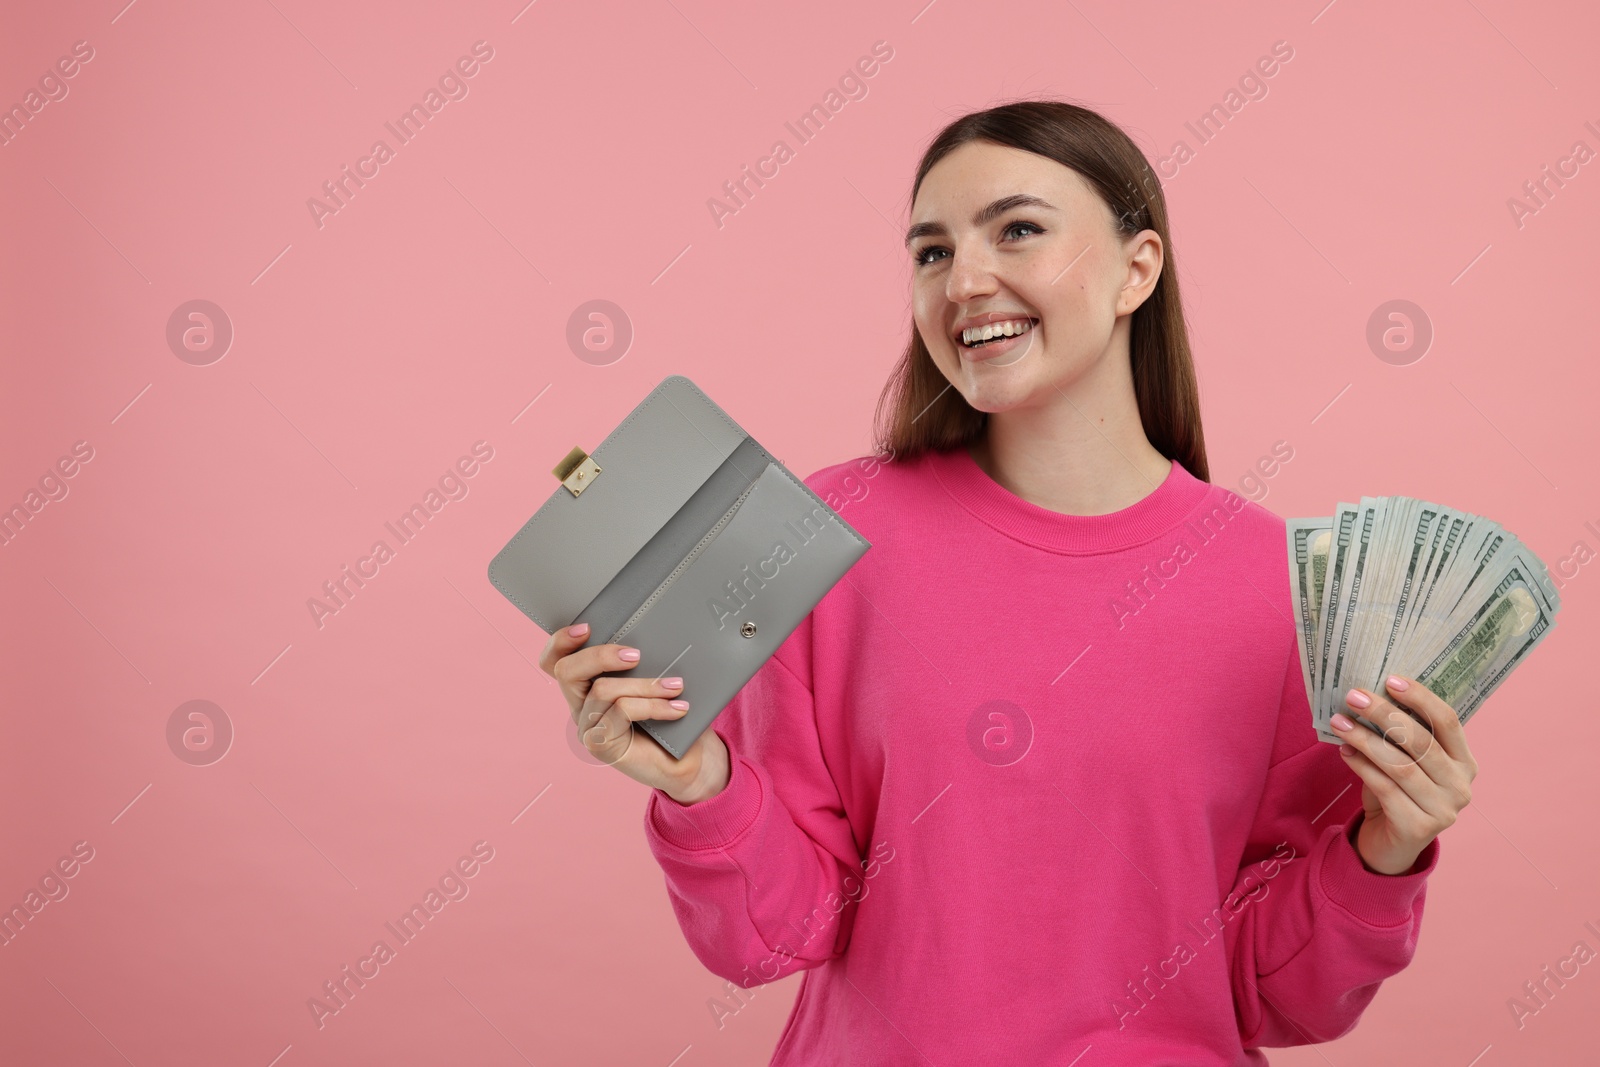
[489,376,871,632]
[609,473,762,643]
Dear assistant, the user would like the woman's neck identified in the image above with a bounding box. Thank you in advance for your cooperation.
[966,358,1173,518]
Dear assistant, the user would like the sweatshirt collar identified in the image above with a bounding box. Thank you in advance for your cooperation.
[926,443,1213,555]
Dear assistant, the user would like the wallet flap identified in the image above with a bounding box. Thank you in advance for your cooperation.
[487,376,754,633]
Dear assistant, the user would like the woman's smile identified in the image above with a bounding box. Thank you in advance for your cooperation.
[959,321,1036,363]
[956,315,1036,358]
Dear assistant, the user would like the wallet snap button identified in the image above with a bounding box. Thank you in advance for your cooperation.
[740,621,757,638]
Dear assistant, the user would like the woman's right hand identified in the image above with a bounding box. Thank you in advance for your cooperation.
[540,622,730,805]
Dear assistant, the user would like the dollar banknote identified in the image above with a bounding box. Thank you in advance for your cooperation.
[1287,517,1333,740]
[1286,496,1560,744]
[1417,563,1549,712]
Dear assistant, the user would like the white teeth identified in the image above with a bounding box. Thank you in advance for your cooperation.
[962,318,1033,345]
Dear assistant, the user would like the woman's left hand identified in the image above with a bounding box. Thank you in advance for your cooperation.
[1331,674,1479,876]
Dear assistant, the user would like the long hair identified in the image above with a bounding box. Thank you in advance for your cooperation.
[871,99,1209,483]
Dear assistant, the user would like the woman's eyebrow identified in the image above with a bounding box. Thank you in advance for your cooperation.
[904,193,1058,247]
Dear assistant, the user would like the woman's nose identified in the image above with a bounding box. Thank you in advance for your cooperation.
[945,247,998,301]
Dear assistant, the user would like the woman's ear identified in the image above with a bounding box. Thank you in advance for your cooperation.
[1116,230,1164,316]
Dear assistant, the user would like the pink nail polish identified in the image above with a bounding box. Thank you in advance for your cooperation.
[1345,689,1372,710]
[662,677,683,689]
[669,700,690,711]
[619,648,640,661]
[568,623,589,637]
[1386,675,1409,691]
[1332,712,1356,731]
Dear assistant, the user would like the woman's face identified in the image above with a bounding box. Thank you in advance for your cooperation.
[906,140,1162,414]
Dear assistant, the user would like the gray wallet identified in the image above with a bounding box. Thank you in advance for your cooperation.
[487,375,871,759]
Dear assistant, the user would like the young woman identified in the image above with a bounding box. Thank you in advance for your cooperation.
[541,100,1477,1064]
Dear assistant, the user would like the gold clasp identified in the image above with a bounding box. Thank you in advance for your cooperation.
[553,446,602,497]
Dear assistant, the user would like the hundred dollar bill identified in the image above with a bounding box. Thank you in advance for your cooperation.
[1353,494,1399,696]
[1314,504,1362,726]
[1348,496,1413,688]
[1413,556,1556,723]
[1393,509,1470,670]
[1370,502,1442,686]
[1449,526,1509,615]
[1321,498,1386,725]
[1286,517,1333,726]
[1430,520,1506,633]
[1450,607,1557,725]
[1386,506,1455,667]
[1412,518,1522,670]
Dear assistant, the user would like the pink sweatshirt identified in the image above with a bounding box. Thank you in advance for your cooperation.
[644,446,1439,1065]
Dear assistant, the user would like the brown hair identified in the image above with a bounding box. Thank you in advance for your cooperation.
[870,99,1209,483]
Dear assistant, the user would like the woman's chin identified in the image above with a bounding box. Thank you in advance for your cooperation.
[953,376,1037,414]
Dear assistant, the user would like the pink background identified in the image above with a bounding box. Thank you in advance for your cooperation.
[3,0,1597,1063]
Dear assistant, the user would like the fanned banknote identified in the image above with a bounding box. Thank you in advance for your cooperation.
[1286,497,1560,744]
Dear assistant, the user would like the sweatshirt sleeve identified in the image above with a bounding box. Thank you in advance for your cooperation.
[1225,634,1442,1048]
[641,612,868,989]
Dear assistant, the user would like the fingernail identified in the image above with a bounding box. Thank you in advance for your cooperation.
[1332,712,1356,731]
[568,623,589,637]
[618,648,640,661]
[1386,675,1409,692]
[1345,689,1372,710]
[669,700,690,711]
[662,677,683,689]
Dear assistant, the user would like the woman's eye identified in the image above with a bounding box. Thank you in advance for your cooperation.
[913,222,1044,267]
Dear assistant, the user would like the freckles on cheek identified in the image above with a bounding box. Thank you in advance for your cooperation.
[915,299,951,348]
